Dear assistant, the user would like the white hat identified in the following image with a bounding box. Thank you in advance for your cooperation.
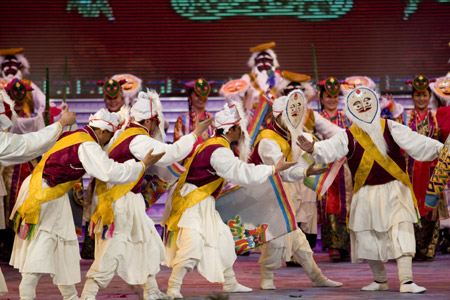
[88,108,119,132]
[215,101,251,162]
[131,89,166,142]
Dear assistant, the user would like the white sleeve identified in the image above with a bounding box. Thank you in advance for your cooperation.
[313,111,344,138]
[258,138,309,182]
[311,130,349,164]
[210,147,273,186]
[9,115,45,134]
[0,122,62,166]
[78,142,144,184]
[388,119,443,161]
[130,133,196,166]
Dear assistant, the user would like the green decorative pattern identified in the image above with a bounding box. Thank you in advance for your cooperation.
[171,0,353,21]
[67,0,115,21]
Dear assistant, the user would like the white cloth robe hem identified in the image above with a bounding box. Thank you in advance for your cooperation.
[256,138,313,269]
[9,141,144,285]
[309,119,443,262]
[165,146,273,283]
[0,122,62,166]
[87,131,196,285]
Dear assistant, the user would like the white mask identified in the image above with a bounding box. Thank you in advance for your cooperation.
[285,89,306,129]
[346,87,378,124]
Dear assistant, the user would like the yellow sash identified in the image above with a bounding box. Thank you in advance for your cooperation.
[254,129,292,161]
[350,120,418,209]
[166,137,230,234]
[91,127,148,227]
[16,132,95,226]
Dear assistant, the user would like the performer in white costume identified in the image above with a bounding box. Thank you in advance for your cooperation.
[277,71,342,248]
[162,102,296,299]
[0,94,76,297]
[81,90,213,300]
[298,87,443,293]
[9,109,162,300]
[250,91,342,289]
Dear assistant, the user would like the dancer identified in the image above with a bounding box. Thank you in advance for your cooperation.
[251,90,343,289]
[403,75,448,260]
[163,102,296,298]
[81,89,213,300]
[9,108,163,300]
[316,77,352,261]
[298,87,442,293]
[0,93,76,297]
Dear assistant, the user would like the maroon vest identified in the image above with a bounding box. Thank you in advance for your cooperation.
[108,123,148,193]
[185,142,225,197]
[249,121,289,166]
[42,126,98,187]
[345,121,406,186]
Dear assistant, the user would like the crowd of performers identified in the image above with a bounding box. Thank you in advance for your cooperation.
[1,42,450,299]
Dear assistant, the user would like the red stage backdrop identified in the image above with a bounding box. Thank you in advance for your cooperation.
[0,0,449,96]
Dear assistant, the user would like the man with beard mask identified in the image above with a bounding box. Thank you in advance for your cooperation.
[0,48,46,116]
[241,42,282,122]
[250,90,342,290]
[277,71,342,249]
[298,87,443,294]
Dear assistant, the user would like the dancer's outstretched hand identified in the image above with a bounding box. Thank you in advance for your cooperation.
[274,155,297,173]
[142,148,165,168]
[297,135,315,154]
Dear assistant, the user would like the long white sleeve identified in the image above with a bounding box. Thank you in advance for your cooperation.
[210,147,273,186]
[0,122,62,166]
[388,119,442,161]
[310,130,349,164]
[258,138,309,182]
[129,133,196,166]
[313,111,344,138]
[78,142,144,184]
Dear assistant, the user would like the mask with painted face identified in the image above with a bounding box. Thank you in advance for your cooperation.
[346,87,378,124]
[285,89,306,130]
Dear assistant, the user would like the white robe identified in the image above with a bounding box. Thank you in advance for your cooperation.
[88,132,197,286]
[9,141,145,285]
[256,138,314,268]
[164,146,273,283]
[310,120,442,262]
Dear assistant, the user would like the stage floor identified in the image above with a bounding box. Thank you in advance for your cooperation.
[2,251,450,300]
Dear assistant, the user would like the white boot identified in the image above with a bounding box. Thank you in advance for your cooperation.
[167,264,187,299]
[260,266,276,290]
[362,260,389,291]
[222,267,252,293]
[397,255,426,293]
[143,275,173,300]
[361,282,389,291]
[19,273,41,300]
[400,283,427,293]
[293,250,342,287]
[58,285,80,300]
[80,278,100,300]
